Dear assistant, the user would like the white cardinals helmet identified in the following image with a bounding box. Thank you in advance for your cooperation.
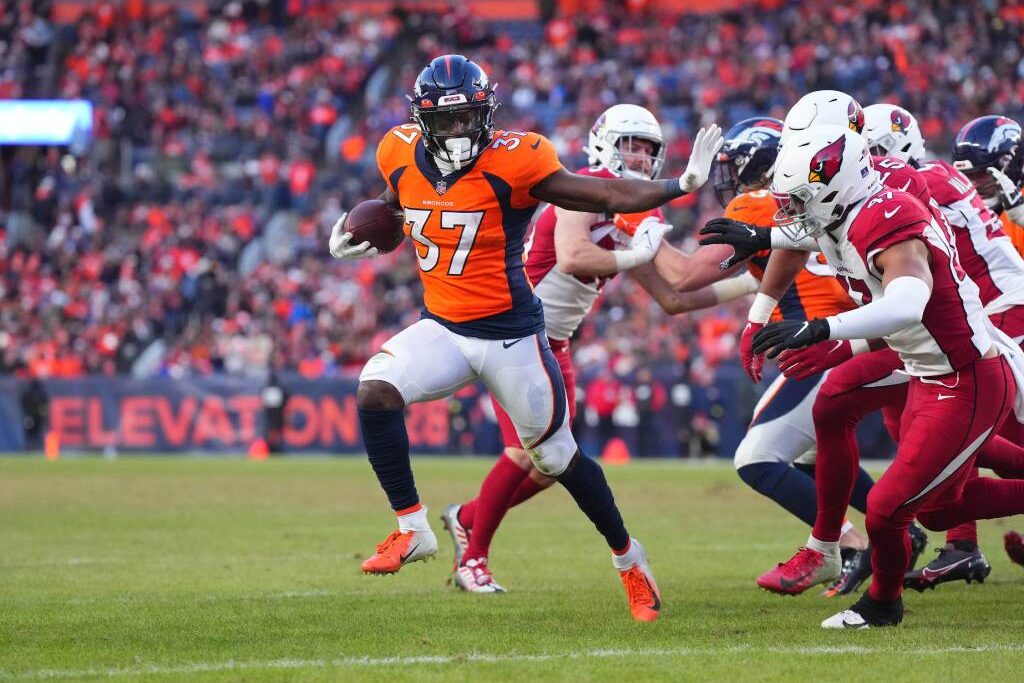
[585,104,666,179]
[862,104,927,163]
[781,90,865,145]
[771,125,879,241]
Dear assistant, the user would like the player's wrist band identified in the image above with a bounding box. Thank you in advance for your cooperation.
[662,178,686,200]
[613,248,643,272]
[770,230,818,251]
[748,292,779,325]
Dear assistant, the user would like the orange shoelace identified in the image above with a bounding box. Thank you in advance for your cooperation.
[374,530,404,554]
[622,568,653,606]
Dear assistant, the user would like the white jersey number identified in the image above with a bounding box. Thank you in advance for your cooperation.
[404,208,483,276]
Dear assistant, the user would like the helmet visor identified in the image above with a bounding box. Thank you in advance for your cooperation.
[419,105,489,138]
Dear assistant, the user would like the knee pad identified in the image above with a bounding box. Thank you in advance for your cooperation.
[526,421,577,476]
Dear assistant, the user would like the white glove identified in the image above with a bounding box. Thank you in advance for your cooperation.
[678,124,724,194]
[630,215,672,259]
[987,167,1024,223]
[328,213,379,260]
[613,216,672,271]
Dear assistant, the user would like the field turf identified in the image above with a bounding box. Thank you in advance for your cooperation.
[2,456,1022,682]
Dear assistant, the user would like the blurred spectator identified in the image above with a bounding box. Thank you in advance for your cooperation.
[20,376,49,449]
[1,0,1014,456]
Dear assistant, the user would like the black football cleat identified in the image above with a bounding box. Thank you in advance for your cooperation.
[908,523,929,570]
[903,544,991,592]
[824,546,873,597]
[821,592,903,629]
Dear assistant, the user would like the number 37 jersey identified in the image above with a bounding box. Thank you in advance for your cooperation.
[376,124,564,339]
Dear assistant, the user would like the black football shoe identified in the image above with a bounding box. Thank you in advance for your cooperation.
[908,523,929,570]
[824,546,873,597]
[821,592,903,629]
[903,543,991,592]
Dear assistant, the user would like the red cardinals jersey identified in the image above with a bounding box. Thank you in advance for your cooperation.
[820,187,992,377]
[376,124,564,339]
[730,189,856,321]
[524,166,663,340]
[917,159,1024,314]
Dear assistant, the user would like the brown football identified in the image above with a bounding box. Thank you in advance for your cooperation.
[345,199,405,253]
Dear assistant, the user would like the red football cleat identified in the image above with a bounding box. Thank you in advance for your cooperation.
[757,546,841,595]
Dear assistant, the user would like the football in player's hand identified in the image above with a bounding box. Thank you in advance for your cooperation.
[345,199,405,253]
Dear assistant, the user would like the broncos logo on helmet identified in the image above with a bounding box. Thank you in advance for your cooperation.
[890,108,911,133]
[847,101,865,133]
[808,135,846,185]
[989,117,1021,153]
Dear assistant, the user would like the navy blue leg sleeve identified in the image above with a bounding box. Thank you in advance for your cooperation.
[358,408,417,511]
[737,461,817,527]
[557,452,630,552]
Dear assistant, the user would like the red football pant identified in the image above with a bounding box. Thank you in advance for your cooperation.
[866,356,1018,603]
[811,348,907,543]
[460,338,575,562]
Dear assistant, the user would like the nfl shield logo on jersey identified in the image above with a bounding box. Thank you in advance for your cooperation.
[435,179,447,195]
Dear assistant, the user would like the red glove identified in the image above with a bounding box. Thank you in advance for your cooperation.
[776,339,853,380]
[740,321,766,383]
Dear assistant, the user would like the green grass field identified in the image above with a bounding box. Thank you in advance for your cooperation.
[2,456,1022,682]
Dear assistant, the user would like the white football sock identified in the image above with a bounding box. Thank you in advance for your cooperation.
[397,506,431,533]
[806,534,840,558]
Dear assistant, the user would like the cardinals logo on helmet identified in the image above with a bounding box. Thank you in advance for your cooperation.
[847,101,865,132]
[808,136,846,185]
[890,108,911,133]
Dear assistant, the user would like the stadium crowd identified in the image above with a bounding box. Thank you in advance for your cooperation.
[1,0,1023,451]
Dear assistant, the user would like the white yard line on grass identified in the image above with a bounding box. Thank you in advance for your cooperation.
[7,644,1024,680]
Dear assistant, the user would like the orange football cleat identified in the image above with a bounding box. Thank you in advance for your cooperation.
[360,528,437,575]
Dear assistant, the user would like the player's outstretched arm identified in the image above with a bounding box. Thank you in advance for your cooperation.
[530,126,723,213]
[631,263,759,315]
[752,240,933,357]
[554,209,670,276]
[652,241,745,291]
[698,218,819,269]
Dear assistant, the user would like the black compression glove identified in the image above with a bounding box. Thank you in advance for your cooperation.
[698,217,771,270]
[751,318,831,358]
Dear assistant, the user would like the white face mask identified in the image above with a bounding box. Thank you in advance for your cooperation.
[434,137,474,173]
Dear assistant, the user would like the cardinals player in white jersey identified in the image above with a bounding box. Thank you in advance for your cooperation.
[439,104,759,593]
[859,105,1024,587]
[752,125,1024,629]
[755,104,1024,597]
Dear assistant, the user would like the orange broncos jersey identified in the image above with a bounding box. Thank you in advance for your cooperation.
[1001,211,1024,257]
[376,124,564,339]
[725,189,856,322]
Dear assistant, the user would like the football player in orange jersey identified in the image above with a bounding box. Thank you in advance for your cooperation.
[327,54,725,621]
[438,104,760,594]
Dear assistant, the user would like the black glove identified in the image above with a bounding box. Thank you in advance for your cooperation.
[698,217,771,270]
[752,319,831,359]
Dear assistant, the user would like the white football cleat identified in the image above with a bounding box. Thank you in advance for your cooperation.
[440,503,470,569]
[822,594,903,629]
[822,608,871,629]
[453,557,506,593]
